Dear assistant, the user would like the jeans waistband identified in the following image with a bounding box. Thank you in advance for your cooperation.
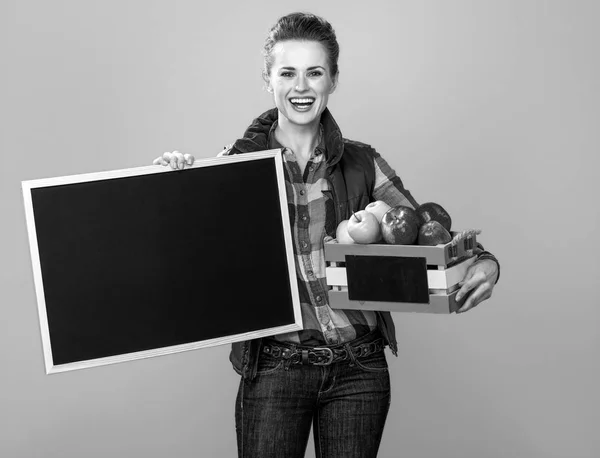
[263,328,384,352]
[262,329,385,366]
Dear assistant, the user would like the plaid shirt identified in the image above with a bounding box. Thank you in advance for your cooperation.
[258,121,417,346]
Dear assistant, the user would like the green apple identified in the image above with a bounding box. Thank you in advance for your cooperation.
[347,210,381,244]
[365,200,392,223]
[336,220,356,244]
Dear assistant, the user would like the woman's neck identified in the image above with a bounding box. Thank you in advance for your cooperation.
[275,115,321,161]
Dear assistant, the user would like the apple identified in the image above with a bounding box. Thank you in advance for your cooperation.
[417,220,452,246]
[335,220,356,244]
[365,200,392,223]
[347,210,381,244]
[416,202,452,232]
[380,205,420,245]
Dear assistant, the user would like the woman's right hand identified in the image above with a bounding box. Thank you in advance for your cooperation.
[152,151,195,170]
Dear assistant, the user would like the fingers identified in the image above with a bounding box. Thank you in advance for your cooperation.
[455,268,494,313]
[453,252,496,314]
[152,152,171,166]
[455,269,484,302]
[457,287,492,314]
[171,151,184,170]
[184,153,195,165]
[154,151,194,169]
[162,151,174,168]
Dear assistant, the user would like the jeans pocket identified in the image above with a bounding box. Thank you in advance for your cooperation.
[353,351,389,373]
[255,355,284,375]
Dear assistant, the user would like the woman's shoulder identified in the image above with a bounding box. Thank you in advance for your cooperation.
[342,137,373,149]
[341,138,379,160]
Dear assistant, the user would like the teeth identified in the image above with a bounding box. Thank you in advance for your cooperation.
[290,98,314,104]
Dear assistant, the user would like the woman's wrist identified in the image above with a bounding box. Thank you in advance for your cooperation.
[475,251,500,284]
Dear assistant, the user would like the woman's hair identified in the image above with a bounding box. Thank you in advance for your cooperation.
[263,12,340,78]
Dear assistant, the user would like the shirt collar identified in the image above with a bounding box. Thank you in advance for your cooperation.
[268,120,326,157]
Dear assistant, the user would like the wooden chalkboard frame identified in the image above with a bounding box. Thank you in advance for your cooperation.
[22,150,303,374]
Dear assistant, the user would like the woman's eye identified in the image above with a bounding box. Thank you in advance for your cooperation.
[308,71,323,77]
[280,72,294,77]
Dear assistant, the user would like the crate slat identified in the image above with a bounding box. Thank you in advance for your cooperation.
[324,242,448,265]
[327,289,460,314]
[324,231,477,267]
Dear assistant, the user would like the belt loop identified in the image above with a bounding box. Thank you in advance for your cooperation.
[301,349,309,365]
[345,343,357,367]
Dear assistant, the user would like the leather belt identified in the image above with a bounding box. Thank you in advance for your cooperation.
[261,338,386,366]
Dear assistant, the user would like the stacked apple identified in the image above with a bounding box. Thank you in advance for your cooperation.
[336,201,454,246]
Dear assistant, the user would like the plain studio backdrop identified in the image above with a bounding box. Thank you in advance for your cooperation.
[1,1,599,457]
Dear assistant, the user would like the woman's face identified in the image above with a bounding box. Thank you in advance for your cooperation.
[266,40,337,128]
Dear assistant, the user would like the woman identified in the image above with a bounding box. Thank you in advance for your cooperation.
[155,12,500,458]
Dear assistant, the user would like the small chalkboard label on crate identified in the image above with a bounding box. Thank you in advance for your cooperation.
[345,255,429,304]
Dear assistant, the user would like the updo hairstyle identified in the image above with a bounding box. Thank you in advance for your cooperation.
[262,12,340,79]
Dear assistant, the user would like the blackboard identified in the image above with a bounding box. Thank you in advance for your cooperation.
[22,150,302,374]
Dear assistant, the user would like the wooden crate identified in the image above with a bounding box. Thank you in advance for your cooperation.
[324,231,478,314]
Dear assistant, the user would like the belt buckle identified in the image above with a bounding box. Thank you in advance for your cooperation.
[312,347,334,365]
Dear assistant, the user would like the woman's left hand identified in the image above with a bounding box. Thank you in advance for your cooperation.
[455,259,499,313]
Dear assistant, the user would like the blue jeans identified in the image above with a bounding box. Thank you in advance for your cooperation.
[235,333,391,458]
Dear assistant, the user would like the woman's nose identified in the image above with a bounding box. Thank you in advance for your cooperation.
[295,76,308,91]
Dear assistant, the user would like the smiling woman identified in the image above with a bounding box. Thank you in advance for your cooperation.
[154,11,500,458]
[266,40,337,131]
[263,39,338,175]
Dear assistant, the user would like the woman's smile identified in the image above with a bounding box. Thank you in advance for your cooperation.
[289,97,316,111]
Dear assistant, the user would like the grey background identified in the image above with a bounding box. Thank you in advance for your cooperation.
[2,1,598,457]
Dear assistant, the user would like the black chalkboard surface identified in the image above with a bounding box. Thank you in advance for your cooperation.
[22,150,302,373]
